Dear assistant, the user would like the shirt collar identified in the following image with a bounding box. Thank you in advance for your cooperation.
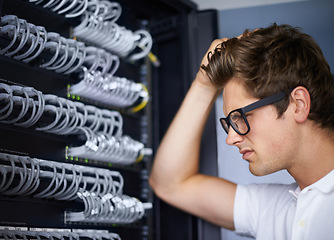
[307,169,334,194]
[289,169,334,200]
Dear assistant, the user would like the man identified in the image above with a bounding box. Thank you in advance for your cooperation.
[149,23,334,239]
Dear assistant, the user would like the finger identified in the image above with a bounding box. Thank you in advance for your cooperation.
[201,38,229,66]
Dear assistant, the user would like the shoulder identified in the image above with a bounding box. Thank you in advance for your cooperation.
[234,182,297,237]
[237,182,297,201]
[235,182,297,213]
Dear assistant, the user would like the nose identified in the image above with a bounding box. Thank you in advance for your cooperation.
[225,126,244,146]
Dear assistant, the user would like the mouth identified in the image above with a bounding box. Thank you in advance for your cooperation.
[239,149,253,160]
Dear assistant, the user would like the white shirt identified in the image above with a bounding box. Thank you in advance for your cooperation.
[234,169,334,239]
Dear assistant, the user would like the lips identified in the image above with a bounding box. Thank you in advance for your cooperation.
[239,149,253,160]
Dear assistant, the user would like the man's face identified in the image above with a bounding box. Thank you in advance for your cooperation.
[222,79,298,176]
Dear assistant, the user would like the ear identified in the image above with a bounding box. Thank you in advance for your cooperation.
[290,86,311,123]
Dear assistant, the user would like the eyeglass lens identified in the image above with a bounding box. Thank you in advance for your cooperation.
[220,110,249,135]
[230,111,248,134]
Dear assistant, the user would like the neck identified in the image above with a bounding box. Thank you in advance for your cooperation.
[288,126,334,190]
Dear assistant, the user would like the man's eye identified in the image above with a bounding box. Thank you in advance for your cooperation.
[231,115,243,122]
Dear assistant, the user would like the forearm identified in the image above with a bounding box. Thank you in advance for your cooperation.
[149,38,237,230]
[149,71,221,196]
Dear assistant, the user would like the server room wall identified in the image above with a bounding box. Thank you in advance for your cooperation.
[0,0,222,240]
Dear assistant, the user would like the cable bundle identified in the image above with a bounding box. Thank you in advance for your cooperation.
[69,45,150,110]
[0,82,151,164]
[73,1,152,61]
[0,82,123,136]
[0,152,151,224]
[70,67,149,110]
[67,128,147,164]
[0,15,86,74]
[39,32,86,74]
[0,15,47,63]
[0,229,121,240]
[27,0,89,18]
[82,46,119,75]
[0,152,124,200]
[0,14,150,110]
[25,0,153,61]
[66,190,152,224]
[71,46,150,110]
[0,15,149,110]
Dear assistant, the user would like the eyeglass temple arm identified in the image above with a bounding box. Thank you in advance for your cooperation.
[242,91,287,113]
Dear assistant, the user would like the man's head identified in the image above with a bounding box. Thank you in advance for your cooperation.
[201,23,334,132]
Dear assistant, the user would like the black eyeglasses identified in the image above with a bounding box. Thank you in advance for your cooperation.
[220,90,290,135]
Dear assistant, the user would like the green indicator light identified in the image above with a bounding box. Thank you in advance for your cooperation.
[67,84,71,88]
[85,159,88,163]
[65,156,69,160]
[72,95,75,99]
[77,96,80,100]
[70,156,74,160]
[108,163,112,167]
[75,157,79,161]
[67,94,71,98]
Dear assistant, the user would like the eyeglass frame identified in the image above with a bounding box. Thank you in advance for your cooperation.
[220,89,293,136]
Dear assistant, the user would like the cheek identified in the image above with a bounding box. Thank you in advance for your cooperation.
[249,111,290,149]
[254,130,286,153]
[251,112,296,157]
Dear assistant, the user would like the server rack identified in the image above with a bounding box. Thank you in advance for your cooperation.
[0,0,219,239]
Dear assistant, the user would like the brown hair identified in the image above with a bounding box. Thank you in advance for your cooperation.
[201,23,334,131]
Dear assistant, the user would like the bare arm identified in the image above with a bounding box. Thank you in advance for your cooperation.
[149,39,237,230]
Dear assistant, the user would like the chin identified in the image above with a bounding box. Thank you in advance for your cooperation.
[250,169,267,177]
[249,164,276,177]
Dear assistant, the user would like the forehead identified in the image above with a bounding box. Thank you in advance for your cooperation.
[222,79,258,116]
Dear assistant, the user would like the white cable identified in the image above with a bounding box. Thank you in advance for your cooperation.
[0,152,125,201]
[57,0,80,15]
[0,15,20,55]
[70,71,144,108]
[66,191,150,224]
[35,94,63,131]
[43,0,58,8]
[5,19,30,57]
[72,5,152,61]
[39,32,62,68]
[33,160,58,198]
[0,83,149,164]
[1,86,30,124]
[129,29,153,61]
[46,97,71,134]
[23,157,41,196]
[0,151,147,226]
[0,92,13,121]
[0,154,16,193]
[67,130,146,165]
[1,154,28,195]
[16,157,37,195]
[29,0,89,18]
[56,164,79,200]
[45,36,69,71]
[14,87,45,127]
[65,0,89,18]
[56,39,79,73]
[51,0,68,12]
[16,25,46,62]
